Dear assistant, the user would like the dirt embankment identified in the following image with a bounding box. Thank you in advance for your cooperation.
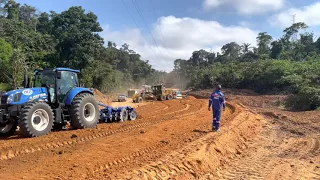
[114,103,264,179]
[188,89,320,180]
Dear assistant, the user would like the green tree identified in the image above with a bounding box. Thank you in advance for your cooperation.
[0,38,12,63]
[220,42,241,61]
[50,6,104,69]
[0,38,12,82]
[4,0,19,20]
[10,48,27,89]
[257,32,272,58]
[270,40,282,59]
[241,43,251,54]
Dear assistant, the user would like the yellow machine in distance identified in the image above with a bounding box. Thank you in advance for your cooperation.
[151,85,174,101]
[132,85,154,103]
[132,84,175,103]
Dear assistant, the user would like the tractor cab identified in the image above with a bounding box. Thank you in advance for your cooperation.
[152,85,164,95]
[151,85,166,101]
[33,68,80,104]
[151,84,174,101]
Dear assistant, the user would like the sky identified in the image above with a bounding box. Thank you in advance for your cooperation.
[16,0,320,72]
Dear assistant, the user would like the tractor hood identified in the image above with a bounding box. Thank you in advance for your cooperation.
[1,87,48,105]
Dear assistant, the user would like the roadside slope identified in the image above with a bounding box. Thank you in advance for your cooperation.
[188,89,320,180]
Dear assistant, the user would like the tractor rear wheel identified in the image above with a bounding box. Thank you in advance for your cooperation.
[19,101,54,137]
[160,95,166,101]
[0,118,17,137]
[69,93,99,129]
[137,97,143,103]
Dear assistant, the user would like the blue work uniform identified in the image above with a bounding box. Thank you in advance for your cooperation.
[208,90,226,131]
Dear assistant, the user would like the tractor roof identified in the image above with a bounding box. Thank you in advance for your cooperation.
[55,67,80,73]
[35,67,80,73]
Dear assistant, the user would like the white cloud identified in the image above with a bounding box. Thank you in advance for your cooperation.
[203,0,285,15]
[238,21,253,28]
[269,2,320,28]
[203,0,222,9]
[101,16,258,72]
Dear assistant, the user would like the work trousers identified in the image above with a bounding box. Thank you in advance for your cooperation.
[212,109,222,130]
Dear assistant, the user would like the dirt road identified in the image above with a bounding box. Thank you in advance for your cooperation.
[0,91,318,180]
[0,96,240,179]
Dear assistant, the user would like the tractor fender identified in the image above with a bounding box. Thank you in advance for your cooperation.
[65,87,94,105]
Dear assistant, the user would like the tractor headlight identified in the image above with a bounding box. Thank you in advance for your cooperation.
[6,94,13,104]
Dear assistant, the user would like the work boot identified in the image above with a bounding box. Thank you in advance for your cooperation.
[212,126,215,131]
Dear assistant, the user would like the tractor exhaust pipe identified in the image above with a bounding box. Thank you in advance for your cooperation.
[23,71,29,88]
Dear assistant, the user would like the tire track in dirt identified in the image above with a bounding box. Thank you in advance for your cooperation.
[150,103,190,118]
[86,100,213,179]
[0,102,167,145]
[0,98,223,180]
[0,99,202,161]
[93,140,172,173]
[209,142,275,179]
[114,139,209,179]
[106,103,246,180]
[278,137,320,159]
[134,102,169,118]
[86,100,219,179]
[88,123,211,179]
[309,138,320,156]
[206,117,320,180]
[194,112,268,180]
[31,99,221,179]
[0,101,176,146]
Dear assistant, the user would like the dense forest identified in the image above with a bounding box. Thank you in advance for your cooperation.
[171,22,320,110]
[0,0,167,94]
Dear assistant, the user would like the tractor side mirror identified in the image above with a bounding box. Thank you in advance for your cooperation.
[57,71,62,79]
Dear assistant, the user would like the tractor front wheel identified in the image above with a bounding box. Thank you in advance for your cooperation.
[167,94,173,100]
[19,102,54,137]
[69,93,99,129]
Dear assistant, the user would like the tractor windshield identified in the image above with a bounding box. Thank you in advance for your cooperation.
[58,71,79,102]
[34,70,56,88]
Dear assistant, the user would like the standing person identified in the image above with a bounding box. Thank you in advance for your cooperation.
[208,85,226,132]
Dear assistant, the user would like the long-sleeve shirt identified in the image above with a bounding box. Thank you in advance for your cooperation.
[208,90,226,111]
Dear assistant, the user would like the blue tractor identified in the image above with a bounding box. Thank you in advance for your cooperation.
[0,68,100,137]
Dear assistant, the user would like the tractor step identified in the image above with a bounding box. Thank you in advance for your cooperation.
[62,109,70,121]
